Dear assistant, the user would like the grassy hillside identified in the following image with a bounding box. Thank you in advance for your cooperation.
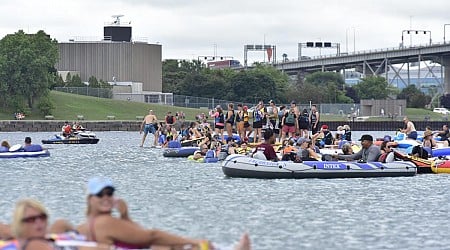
[0,91,207,121]
[0,91,446,122]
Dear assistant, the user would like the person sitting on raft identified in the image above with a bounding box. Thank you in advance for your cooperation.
[335,134,381,162]
[0,140,10,152]
[23,137,43,152]
[165,135,181,148]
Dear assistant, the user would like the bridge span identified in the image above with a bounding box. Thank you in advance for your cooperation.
[274,43,450,93]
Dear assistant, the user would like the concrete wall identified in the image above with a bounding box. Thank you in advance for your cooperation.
[360,99,407,117]
[0,121,141,132]
[0,120,447,132]
[56,42,162,92]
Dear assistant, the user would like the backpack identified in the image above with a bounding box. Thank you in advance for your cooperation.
[299,114,309,126]
[285,112,295,124]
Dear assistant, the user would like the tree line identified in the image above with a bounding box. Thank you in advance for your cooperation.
[162,59,434,108]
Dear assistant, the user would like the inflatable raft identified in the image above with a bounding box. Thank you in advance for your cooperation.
[431,160,450,174]
[163,146,199,157]
[0,149,50,158]
[221,154,417,179]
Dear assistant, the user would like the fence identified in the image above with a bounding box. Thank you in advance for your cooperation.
[54,87,113,98]
[53,88,359,116]
[173,95,360,116]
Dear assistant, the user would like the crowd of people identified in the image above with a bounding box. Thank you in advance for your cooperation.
[138,103,450,164]
[0,177,251,250]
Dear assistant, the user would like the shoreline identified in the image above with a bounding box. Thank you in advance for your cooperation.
[0,120,447,132]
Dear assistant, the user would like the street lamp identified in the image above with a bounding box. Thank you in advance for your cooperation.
[401,30,432,48]
[444,24,450,43]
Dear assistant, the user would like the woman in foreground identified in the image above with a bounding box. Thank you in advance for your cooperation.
[1,199,104,250]
[76,177,250,250]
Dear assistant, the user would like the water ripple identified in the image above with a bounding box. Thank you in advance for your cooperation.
[1,131,450,249]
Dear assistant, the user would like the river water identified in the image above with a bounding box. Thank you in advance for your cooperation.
[1,131,449,250]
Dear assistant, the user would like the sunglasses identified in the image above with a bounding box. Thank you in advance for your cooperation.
[95,189,114,198]
[22,213,48,223]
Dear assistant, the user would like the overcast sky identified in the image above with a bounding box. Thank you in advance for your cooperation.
[1,0,450,64]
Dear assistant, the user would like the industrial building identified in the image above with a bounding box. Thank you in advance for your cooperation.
[55,16,169,104]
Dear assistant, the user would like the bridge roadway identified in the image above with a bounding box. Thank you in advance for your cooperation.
[274,43,450,92]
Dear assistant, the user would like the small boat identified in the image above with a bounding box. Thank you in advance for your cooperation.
[221,154,417,179]
[163,146,199,157]
[431,160,450,174]
[42,132,99,144]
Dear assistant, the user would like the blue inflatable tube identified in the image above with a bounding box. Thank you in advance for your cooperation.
[163,147,199,157]
[0,150,50,158]
[431,147,450,157]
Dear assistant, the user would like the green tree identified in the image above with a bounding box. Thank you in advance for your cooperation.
[251,64,289,104]
[0,30,58,111]
[88,76,100,88]
[68,74,85,87]
[399,84,431,108]
[300,72,348,104]
[37,91,55,115]
[99,79,112,89]
[353,76,390,99]
[54,75,65,88]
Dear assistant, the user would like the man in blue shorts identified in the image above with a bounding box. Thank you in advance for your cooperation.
[140,110,158,147]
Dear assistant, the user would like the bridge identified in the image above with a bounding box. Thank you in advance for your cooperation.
[273,43,450,93]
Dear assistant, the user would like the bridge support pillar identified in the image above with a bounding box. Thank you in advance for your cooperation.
[443,56,450,94]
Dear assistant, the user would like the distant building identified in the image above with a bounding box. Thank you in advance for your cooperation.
[55,16,162,94]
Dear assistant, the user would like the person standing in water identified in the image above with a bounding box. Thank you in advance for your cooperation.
[140,110,159,147]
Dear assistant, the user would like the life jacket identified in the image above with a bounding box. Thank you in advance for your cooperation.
[344,130,352,141]
[283,145,297,155]
[63,125,71,134]
[285,112,296,125]
[298,114,309,127]
[215,112,225,124]
[243,111,249,122]
[253,110,262,122]
[323,131,333,145]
